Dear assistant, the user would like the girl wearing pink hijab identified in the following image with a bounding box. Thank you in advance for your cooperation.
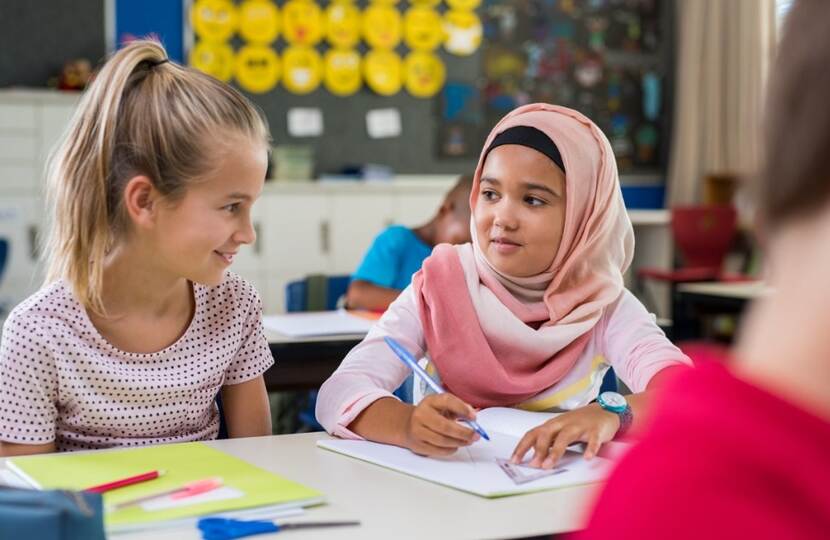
[317,104,690,466]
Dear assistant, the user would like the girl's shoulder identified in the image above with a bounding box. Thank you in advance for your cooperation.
[194,271,263,317]
[4,280,79,331]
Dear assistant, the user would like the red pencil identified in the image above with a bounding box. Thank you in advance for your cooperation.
[84,470,164,494]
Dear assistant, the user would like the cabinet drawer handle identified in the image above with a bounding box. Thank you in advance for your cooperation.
[320,220,330,254]
[253,221,261,255]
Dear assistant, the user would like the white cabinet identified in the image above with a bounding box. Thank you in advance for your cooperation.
[0,90,672,320]
[329,193,394,273]
[0,197,44,324]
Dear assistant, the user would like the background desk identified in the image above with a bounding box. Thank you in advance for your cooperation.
[1,433,598,540]
[673,281,769,341]
[264,330,364,392]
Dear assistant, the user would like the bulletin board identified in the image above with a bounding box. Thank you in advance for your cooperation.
[474,0,674,173]
[181,0,673,176]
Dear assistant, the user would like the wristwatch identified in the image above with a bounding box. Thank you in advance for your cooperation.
[596,391,633,438]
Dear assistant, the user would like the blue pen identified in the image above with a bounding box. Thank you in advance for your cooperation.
[383,336,490,441]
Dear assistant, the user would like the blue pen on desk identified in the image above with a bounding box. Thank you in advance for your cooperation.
[383,336,490,441]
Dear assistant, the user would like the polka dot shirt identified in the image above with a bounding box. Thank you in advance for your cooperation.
[0,272,274,452]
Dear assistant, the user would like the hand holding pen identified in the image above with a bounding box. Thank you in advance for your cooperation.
[384,337,490,457]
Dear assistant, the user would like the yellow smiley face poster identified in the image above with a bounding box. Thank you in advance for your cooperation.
[446,0,481,10]
[191,0,238,42]
[324,49,362,96]
[362,4,401,49]
[282,45,323,94]
[443,9,482,56]
[238,0,280,44]
[234,44,280,93]
[364,49,402,96]
[325,2,361,49]
[189,41,235,82]
[282,0,323,46]
[404,51,445,98]
[404,6,443,51]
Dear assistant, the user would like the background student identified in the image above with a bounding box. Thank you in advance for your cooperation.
[0,40,273,456]
[318,104,691,464]
[578,1,830,537]
[346,174,473,311]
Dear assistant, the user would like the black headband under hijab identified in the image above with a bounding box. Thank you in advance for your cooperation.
[484,125,566,174]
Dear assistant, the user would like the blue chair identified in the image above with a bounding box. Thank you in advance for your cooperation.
[285,274,351,312]
[285,275,352,432]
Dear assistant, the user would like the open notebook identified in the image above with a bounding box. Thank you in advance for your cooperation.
[6,442,324,533]
[262,310,376,337]
[317,407,624,498]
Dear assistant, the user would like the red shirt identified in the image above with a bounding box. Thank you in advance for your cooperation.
[578,363,830,539]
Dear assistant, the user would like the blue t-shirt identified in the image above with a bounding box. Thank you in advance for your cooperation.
[352,225,433,290]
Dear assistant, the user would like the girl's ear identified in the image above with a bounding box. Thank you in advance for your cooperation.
[122,175,160,228]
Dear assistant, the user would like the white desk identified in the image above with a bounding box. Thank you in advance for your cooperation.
[676,281,770,300]
[0,433,597,540]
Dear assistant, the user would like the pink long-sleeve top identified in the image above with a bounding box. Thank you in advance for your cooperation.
[316,286,691,439]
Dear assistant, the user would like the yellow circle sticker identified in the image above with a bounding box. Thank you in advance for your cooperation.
[325,2,361,49]
[362,4,401,49]
[364,49,402,96]
[191,0,238,42]
[324,49,362,96]
[446,0,481,10]
[368,0,400,4]
[238,0,280,44]
[234,45,280,93]
[404,51,445,98]
[282,46,322,94]
[189,41,235,82]
[410,0,440,6]
[404,6,443,51]
[443,9,482,56]
[282,0,323,46]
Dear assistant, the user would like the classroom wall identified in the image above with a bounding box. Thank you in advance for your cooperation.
[0,0,106,89]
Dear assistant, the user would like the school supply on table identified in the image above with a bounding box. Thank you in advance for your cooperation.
[112,477,223,511]
[383,336,490,441]
[85,469,164,494]
[0,486,106,540]
[318,407,623,497]
[6,442,324,533]
[262,309,376,337]
[197,517,361,540]
[495,458,567,485]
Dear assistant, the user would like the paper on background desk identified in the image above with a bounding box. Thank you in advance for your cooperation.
[263,310,376,337]
[318,407,623,498]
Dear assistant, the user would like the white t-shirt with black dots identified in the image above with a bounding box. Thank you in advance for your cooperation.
[0,272,274,452]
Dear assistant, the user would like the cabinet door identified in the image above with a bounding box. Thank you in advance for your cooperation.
[329,193,394,274]
[0,197,44,326]
[39,103,77,168]
[393,192,445,227]
[257,192,332,275]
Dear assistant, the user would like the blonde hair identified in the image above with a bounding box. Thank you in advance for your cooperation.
[43,39,269,315]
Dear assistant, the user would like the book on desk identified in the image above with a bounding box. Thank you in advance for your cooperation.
[5,442,324,533]
[318,407,625,498]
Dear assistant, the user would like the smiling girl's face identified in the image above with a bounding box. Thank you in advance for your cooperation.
[474,144,567,277]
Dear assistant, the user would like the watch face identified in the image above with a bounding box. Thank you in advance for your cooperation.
[600,392,626,409]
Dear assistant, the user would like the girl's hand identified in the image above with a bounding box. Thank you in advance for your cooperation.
[403,393,480,456]
[511,404,619,469]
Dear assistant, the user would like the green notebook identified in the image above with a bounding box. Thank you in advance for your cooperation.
[7,442,324,530]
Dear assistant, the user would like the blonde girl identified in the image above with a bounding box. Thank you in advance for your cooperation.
[0,40,273,455]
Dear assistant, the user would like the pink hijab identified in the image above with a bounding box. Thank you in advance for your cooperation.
[412,103,635,408]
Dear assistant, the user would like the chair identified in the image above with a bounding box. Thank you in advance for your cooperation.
[638,205,747,285]
[285,274,351,313]
[638,205,753,330]
[284,275,351,432]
